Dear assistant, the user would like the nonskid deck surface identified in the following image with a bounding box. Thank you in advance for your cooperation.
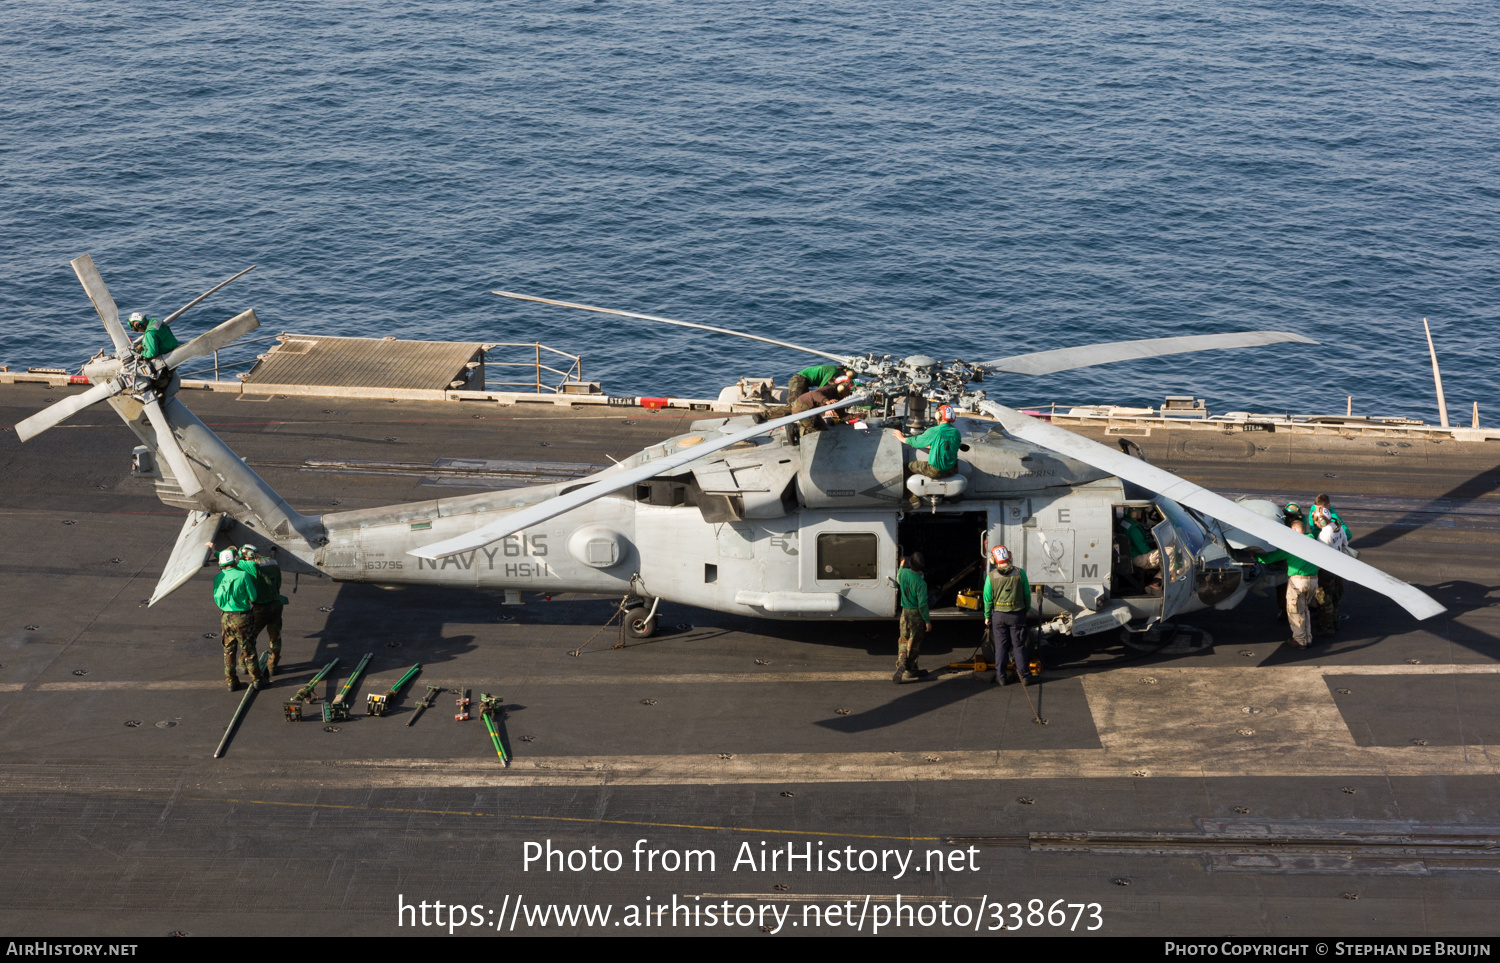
[3,382,1500,936]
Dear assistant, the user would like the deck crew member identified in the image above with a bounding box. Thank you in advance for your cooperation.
[763,375,854,443]
[214,549,266,690]
[786,364,850,402]
[239,544,287,676]
[1309,504,1351,636]
[983,545,1034,685]
[896,405,961,479]
[1120,507,1160,574]
[894,553,932,684]
[128,312,181,361]
[1257,521,1319,649]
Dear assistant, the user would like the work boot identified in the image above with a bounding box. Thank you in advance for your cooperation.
[227,677,244,692]
[266,655,279,678]
[893,666,907,684]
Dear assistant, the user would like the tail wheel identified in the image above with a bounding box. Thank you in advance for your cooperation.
[623,606,657,639]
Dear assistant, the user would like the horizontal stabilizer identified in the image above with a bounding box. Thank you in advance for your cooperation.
[150,511,225,606]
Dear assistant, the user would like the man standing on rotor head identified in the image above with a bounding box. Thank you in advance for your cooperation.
[984,545,1034,685]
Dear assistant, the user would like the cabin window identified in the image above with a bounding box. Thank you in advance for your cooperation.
[816,532,878,580]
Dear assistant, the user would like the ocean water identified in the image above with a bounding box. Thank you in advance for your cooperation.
[3,1,1497,419]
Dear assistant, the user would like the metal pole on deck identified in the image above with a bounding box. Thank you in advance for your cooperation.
[1424,318,1450,429]
[535,343,541,393]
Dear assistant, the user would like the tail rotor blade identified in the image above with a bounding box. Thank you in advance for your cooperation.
[141,398,205,497]
[160,266,256,327]
[70,255,132,355]
[161,309,261,369]
[13,380,123,442]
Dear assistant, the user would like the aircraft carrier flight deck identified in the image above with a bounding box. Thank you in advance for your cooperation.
[3,378,1500,937]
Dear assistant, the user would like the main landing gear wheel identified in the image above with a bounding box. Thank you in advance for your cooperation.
[624,606,658,639]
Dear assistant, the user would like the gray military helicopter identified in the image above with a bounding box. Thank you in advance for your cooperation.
[17,257,1444,645]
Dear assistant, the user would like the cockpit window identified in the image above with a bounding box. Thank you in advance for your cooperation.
[816,532,878,580]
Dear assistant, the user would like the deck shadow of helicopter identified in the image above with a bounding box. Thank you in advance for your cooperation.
[295,581,482,679]
[812,670,1099,747]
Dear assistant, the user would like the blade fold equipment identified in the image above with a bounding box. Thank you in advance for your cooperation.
[491,290,851,364]
[367,663,422,716]
[979,401,1446,621]
[408,392,869,560]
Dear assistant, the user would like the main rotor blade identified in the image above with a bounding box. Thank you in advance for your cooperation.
[411,394,868,560]
[13,379,123,442]
[492,290,851,364]
[980,331,1316,376]
[70,254,132,355]
[161,265,256,326]
[161,309,261,370]
[141,398,205,498]
[978,401,1445,621]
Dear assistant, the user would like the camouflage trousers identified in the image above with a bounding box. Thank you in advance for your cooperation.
[1286,575,1315,648]
[907,459,955,480]
[221,610,265,684]
[250,602,283,670]
[763,398,825,442]
[1315,572,1344,635]
[897,609,926,671]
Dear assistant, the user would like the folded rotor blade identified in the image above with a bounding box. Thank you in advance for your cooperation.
[161,309,260,369]
[71,254,132,355]
[161,265,256,326]
[492,290,851,364]
[411,394,868,560]
[980,331,1316,376]
[13,379,123,442]
[979,401,1445,621]
[141,398,205,498]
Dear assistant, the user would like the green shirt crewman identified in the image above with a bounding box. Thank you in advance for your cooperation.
[214,549,266,689]
[128,312,181,361]
[898,405,962,479]
[1256,524,1319,648]
[894,554,932,683]
[239,544,286,675]
[786,364,847,400]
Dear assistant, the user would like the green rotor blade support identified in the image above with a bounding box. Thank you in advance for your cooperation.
[292,658,340,705]
[480,692,509,767]
[332,652,373,707]
[386,663,422,700]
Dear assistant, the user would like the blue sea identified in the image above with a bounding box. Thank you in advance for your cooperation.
[4,1,1496,419]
